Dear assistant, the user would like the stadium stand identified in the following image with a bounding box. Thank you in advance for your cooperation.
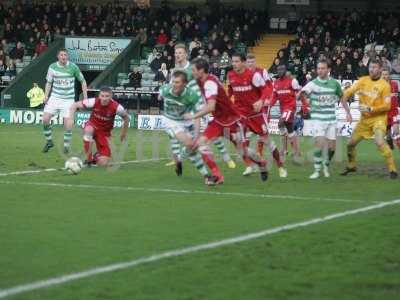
[269,10,400,84]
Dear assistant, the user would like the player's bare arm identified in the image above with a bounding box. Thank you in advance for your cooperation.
[340,96,353,123]
[44,81,52,103]
[184,99,216,120]
[120,111,129,141]
[65,101,85,130]
[81,81,88,100]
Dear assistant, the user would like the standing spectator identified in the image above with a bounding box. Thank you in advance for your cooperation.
[355,60,368,78]
[209,49,221,65]
[35,39,48,56]
[26,82,45,109]
[128,67,142,88]
[342,64,356,80]
[209,62,221,78]
[268,58,281,74]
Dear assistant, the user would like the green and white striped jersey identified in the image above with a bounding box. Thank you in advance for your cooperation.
[301,77,343,122]
[46,61,85,101]
[160,84,200,121]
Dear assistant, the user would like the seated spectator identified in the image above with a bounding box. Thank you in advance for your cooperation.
[391,53,400,74]
[0,60,5,76]
[150,52,163,73]
[5,61,16,77]
[355,60,368,78]
[381,56,392,72]
[9,42,25,61]
[147,48,158,64]
[165,40,175,57]
[342,64,356,80]
[209,62,221,79]
[1,39,10,55]
[268,58,281,74]
[156,29,168,45]
[190,41,201,60]
[154,63,169,84]
[128,67,142,89]
[0,49,5,62]
[209,49,221,65]
[196,48,209,61]
[35,39,48,56]
[331,58,346,79]
[25,37,36,57]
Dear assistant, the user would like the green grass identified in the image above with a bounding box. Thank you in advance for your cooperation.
[0,124,399,300]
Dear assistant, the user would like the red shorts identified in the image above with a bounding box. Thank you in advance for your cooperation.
[203,119,242,141]
[280,109,295,123]
[243,113,269,136]
[85,122,111,157]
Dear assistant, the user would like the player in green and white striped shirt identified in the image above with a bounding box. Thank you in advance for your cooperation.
[164,44,235,169]
[300,60,352,179]
[42,48,88,154]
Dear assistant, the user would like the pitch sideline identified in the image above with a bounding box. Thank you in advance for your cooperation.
[0,198,399,299]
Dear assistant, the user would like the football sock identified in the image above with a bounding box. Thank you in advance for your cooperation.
[313,149,323,172]
[170,138,182,162]
[213,138,231,162]
[188,152,209,176]
[325,149,335,167]
[347,144,357,169]
[378,143,397,173]
[83,134,93,161]
[267,139,283,167]
[199,145,221,176]
[43,124,52,142]
[63,130,72,148]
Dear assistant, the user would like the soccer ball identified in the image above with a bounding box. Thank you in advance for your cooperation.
[65,157,83,175]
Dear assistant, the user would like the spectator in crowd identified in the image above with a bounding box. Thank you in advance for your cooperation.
[342,64,356,80]
[196,48,209,61]
[209,62,221,78]
[355,60,369,78]
[9,42,25,61]
[150,52,163,73]
[5,60,16,77]
[154,63,169,84]
[128,67,142,89]
[0,60,5,76]
[391,53,400,74]
[35,39,48,56]
[156,29,168,45]
[269,58,281,74]
[147,48,158,64]
[209,49,221,65]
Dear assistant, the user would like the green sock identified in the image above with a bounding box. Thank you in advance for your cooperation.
[64,130,72,148]
[213,138,231,162]
[188,152,209,176]
[43,124,52,141]
[170,138,182,161]
[314,149,322,172]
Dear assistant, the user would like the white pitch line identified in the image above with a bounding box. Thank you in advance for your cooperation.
[0,180,371,203]
[0,198,399,299]
[0,158,166,177]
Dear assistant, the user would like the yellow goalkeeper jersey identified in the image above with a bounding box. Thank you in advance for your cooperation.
[344,75,391,120]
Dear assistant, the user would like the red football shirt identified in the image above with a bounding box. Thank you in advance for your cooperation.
[197,74,240,126]
[83,98,125,132]
[228,68,266,117]
[271,76,301,112]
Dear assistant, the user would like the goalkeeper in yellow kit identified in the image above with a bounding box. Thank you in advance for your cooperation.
[341,59,398,179]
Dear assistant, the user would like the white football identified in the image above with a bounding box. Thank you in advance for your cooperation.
[65,157,83,175]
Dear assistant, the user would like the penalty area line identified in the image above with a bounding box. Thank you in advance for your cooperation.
[0,198,399,299]
[0,180,376,204]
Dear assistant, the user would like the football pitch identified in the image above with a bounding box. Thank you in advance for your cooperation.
[0,124,399,300]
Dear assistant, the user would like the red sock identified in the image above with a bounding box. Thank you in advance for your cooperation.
[272,148,283,167]
[83,140,93,161]
[201,153,221,177]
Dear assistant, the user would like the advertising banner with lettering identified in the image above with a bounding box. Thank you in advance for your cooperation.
[276,0,310,5]
[0,109,135,128]
[65,37,131,66]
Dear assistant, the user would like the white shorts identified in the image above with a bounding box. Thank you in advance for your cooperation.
[44,97,74,119]
[311,121,337,140]
[164,118,194,138]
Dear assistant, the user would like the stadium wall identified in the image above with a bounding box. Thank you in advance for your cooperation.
[0,38,64,109]
[90,38,140,89]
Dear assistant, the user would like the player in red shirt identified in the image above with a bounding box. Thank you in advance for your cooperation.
[184,58,268,184]
[228,53,287,178]
[267,65,302,162]
[382,69,400,150]
[244,53,287,177]
[67,86,129,166]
